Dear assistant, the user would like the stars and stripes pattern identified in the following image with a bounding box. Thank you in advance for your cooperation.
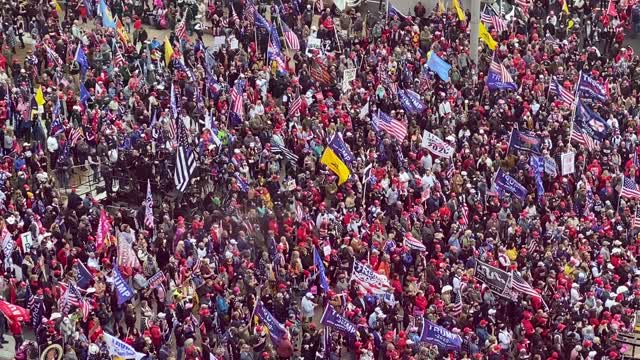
[549,78,576,106]
[271,143,299,163]
[511,272,541,299]
[570,128,597,151]
[44,45,63,67]
[230,79,245,116]
[451,290,463,316]
[404,233,426,252]
[289,94,302,117]
[174,118,197,192]
[144,179,154,228]
[460,204,469,229]
[372,110,408,142]
[175,15,188,41]
[58,282,90,320]
[490,60,515,84]
[446,161,455,179]
[633,206,640,229]
[69,127,84,146]
[622,176,640,199]
[114,46,126,67]
[481,8,507,33]
[527,236,540,253]
[515,0,530,13]
[281,22,300,51]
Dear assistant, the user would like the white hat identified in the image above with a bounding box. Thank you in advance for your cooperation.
[305,292,313,298]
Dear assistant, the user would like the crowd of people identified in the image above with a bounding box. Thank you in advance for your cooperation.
[0,0,637,358]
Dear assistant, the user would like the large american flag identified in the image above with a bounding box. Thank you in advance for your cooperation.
[281,22,300,51]
[549,78,576,106]
[481,8,507,33]
[229,78,245,116]
[515,0,530,13]
[570,128,597,151]
[58,282,90,320]
[622,176,640,199]
[144,179,154,228]
[511,272,540,299]
[446,161,455,179]
[372,110,407,142]
[174,118,197,192]
[490,59,515,83]
[175,10,189,41]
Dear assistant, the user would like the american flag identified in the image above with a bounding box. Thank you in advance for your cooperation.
[460,204,469,229]
[44,45,63,67]
[175,10,189,41]
[481,8,507,33]
[372,110,407,142]
[58,282,90,320]
[244,0,257,22]
[144,179,154,228]
[527,236,540,253]
[490,59,515,83]
[633,206,640,229]
[281,22,300,50]
[230,78,245,116]
[168,117,177,144]
[272,142,299,163]
[446,161,455,179]
[511,272,541,299]
[289,93,302,117]
[114,46,126,67]
[451,290,463,316]
[570,128,597,151]
[174,117,197,192]
[315,0,324,12]
[549,78,576,106]
[622,176,640,199]
[515,0,530,13]
[230,4,240,25]
[69,127,84,146]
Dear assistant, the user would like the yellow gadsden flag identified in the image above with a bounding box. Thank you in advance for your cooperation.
[453,0,466,21]
[320,147,351,185]
[34,86,45,106]
[164,37,174,66]
[562,0,569,14]
[479,22,497,50]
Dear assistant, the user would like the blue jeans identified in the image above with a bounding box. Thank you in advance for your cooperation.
[176,346,184,360]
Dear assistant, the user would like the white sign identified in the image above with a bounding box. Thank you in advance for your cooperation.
[342,68,357,92]
[20,232,33,253]
[230,38,239,50]
[306,37,323,57]
[421,130,455,158]
[561,152,576,175]
[212,36,226,51]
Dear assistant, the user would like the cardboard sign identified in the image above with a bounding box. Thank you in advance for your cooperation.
[342,68,357,92]
[561,152,576,175]
[20,232,33,253]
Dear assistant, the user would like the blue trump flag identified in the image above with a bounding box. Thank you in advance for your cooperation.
[487,59,518,91]
[388,4,409,20]
[398,90,426,114]
[508,129,543,155]
[420,320,463,351]
[314,248,329,293]
[530,155,545,200]
[426,52,451,81]
[574,100,609,141]
[320,304,357,336]
[405,89,427,112]
[493,169,528,200]
[328,133,354,168]
[80,83,91,104]
[255,301,286,344]
[77,260,94,289]
[578,72,608,102]
[75,46,89,74]
[113,266,134,305]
